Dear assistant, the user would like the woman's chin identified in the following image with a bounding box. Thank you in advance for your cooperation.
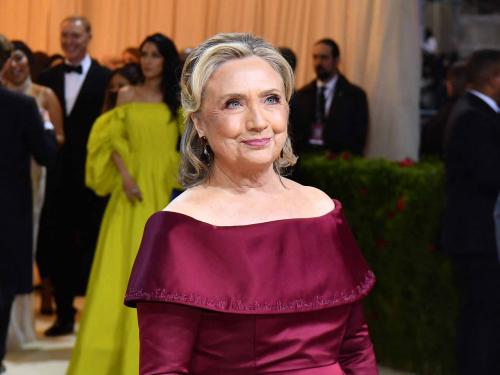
[9,76,27,85]
[237,153,280,170]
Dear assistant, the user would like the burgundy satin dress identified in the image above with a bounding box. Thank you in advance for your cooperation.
[125,200,377,375]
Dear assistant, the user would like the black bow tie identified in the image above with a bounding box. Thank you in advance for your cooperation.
[63,64,83,74]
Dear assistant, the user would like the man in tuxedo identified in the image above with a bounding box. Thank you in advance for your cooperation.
[443,49,500,374]
[290,38,369,157]
[37,16,111,336]
[0,35,57,373]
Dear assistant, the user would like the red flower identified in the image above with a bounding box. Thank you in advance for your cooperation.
[396,196,407,212]
[387,211,396,220]
[340,151,351,160]
[398,157,415,168]
[325,151,351,161]
[359,187,369,197]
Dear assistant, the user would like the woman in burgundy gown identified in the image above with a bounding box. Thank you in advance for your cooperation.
[125,33,377,375]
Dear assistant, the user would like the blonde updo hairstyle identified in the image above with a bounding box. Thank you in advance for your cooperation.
[179,33,297,188]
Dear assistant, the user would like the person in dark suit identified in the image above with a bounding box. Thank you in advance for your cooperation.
[290,38,369,157]
[420,62,467,159]
[0,35,57,374]
[443,49,500,374]
[37,16,111,336]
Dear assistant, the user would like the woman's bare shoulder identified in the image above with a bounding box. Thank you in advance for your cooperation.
[162,186,207,216]
[41,86,59,105]
[31,83,46,95]
[282,177,335,213]
[31,83,48,99]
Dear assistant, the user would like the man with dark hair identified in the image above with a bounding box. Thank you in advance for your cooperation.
[0,34,56,374]
[37,15,111,336]
[443,49,500,374]
[290,38,369,157]
[420,62,467,158]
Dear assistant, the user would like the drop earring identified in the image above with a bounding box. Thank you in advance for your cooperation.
[201,136,211,162]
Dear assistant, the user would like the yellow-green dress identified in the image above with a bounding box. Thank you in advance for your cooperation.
[67,102,182,375]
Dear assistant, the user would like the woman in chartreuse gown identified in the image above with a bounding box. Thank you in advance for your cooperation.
[67,33,183,375]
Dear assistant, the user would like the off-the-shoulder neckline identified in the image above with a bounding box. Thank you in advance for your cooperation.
[157,199,340,229]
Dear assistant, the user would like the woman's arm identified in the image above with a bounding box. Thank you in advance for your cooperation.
[338,302,378,375]
[111,85,144,202]
[43,87,65,144]
[137,302,201,375]
[111,151,142,202]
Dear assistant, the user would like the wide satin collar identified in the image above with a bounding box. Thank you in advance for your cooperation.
[125,200,375,314]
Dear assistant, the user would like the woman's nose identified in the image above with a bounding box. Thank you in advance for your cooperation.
[246,103,268,132]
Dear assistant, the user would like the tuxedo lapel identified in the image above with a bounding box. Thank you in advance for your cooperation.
[326,76,346,119]
[53,66,66,115]
[69,60,97,116]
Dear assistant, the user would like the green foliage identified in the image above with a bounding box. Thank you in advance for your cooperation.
[301,154,457,375]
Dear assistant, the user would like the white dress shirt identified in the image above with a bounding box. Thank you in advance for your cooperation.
[64,54,92,115]
[469,89,500,113]
[316,74,338,117]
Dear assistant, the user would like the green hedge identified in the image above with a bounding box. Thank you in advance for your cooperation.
[300,154,457,375]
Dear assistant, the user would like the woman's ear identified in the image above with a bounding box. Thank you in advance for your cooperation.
[191,113,205,138]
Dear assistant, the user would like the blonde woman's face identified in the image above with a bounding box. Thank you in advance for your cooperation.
[194,56,288,171]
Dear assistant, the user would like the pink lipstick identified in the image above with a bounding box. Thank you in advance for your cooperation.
[242,138,271,147]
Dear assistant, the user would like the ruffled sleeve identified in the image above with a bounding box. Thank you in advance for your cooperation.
[85,106,130,196]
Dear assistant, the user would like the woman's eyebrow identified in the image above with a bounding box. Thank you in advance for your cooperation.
[218,88,282,100]
[259,88,282,96]
[216,93,246,103]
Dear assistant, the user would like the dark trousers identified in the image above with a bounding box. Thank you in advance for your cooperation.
[452,255,500,375]
[36,164,60,279]
[51,183,106,323]
[0,285,15,363]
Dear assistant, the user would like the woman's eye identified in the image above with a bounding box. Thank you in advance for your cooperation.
[11,51,25,62]
[225,99,241,109]
[265,95,280,104]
